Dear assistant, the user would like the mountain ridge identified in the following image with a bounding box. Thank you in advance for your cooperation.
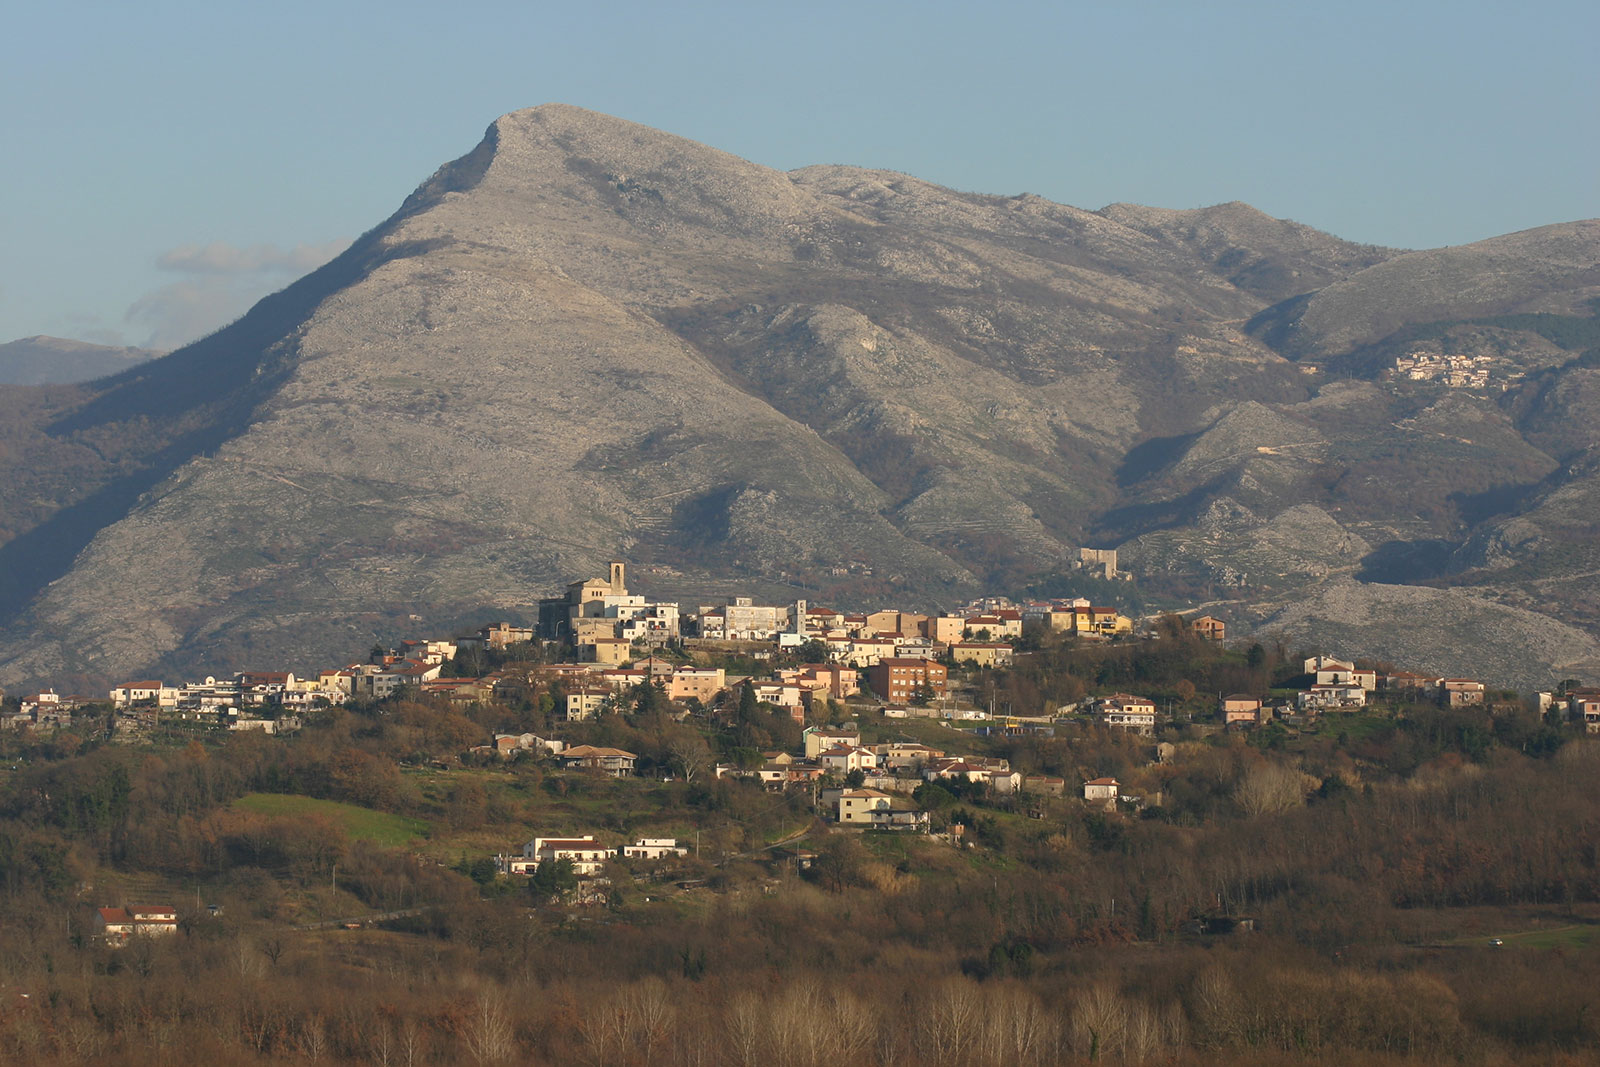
[0,104,1595,690]
[0,336,161,386]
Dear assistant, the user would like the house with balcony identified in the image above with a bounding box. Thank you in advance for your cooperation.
[1097,694,1157,734]
[838,789,929,831]
[558,745,637,776]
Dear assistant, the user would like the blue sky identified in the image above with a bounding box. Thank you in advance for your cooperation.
[3,0,1595,350]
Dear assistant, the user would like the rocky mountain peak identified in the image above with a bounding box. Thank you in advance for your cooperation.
[0,108,1595,690]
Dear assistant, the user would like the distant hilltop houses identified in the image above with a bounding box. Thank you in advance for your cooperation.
[0,559,1147,748]
[0,559,1120,731]
[528,560,1133,675]
[7,559,1572,747]
[1391,351,1524,391]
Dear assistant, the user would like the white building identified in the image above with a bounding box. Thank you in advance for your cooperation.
[1083,777,1120,801]
[506,835,611,876]
[619,838,689,860]
[703,598,789,640]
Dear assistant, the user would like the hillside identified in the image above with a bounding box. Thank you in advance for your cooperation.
[0,104,1595,688]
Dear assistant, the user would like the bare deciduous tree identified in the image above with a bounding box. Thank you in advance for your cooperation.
[668,732,713,784]
[978,985,1054,1067]
[1235,761,1311,816]
[370,1022,393,1067]
[299,1012,328,1063]
[1070,983,1129,1062]
[917,978,982,1066]
[463,990,515,1065]
[400,1017,426,1067]
[723,990,763,1067]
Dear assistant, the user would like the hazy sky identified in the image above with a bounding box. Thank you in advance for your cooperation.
[4,0,1596,351]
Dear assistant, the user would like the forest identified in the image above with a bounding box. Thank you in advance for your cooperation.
[0,630,1598,1065]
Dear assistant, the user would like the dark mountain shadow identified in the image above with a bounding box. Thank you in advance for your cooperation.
[1244,291,1315,357]
[1451,480,1546,526]
[0,427,238,618]
[669,484,743,549]
[1115,431,1202,487]
[0,231,426,621]
[1089,478,1227,543]
[1356,539,1459,583]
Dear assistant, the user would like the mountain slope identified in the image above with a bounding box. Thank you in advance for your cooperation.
[1252,220,1600,361]
[0,104,1595,689]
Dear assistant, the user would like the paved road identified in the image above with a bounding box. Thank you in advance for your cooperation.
[718,819,822,864]
[297,907,428,931]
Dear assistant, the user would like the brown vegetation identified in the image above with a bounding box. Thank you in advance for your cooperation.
[1,638,1599,1063]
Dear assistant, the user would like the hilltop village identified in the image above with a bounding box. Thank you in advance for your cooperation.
[15,561,1567,747]
[6,562,1589,898]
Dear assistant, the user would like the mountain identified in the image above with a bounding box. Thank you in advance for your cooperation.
[0,336,159,385]
[0,104,1595,690]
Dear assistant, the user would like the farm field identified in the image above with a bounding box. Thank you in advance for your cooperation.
[233,792,430,847]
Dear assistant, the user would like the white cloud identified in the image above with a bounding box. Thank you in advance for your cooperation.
[125,280,256,351]
[125,237,351,350]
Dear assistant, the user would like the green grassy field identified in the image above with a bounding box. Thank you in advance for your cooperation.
[1299,709,1394,745]
[858,715,1005,755]
[1435,918,1600,950]
[233,793,431,847]
[1484,925,1600,950]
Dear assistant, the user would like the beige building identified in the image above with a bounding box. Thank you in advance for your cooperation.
[922,615,967,644]
[620,838,689,860]
[1442,679,1486,707]
[843,637,897,667]
[559,745,638,777]
[514,835,611,876]
[1023,609,1077,635]
[838,788,894,825]
[1221,694,1264,727]
[479,623,535,649]
[716,597,789,640]
[1085,607,1132,636]
[96,904,178,945]
[949,642,1015,668]
[565,687,611,721]
[862,610,901,636]
[583,637,632,666]
[109,681,176,709]
[572,617,620,644]
[804,727,860,759]
[665,667,725,704]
